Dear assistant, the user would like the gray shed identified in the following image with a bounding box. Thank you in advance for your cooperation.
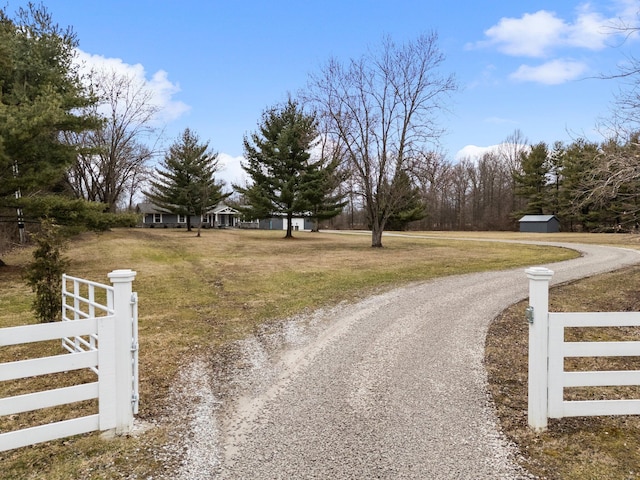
[518,215,560,233]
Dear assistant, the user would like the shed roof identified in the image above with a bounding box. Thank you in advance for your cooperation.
[518,215,558,223]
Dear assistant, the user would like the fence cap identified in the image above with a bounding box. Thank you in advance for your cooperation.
[525,266,554,280]
[107,269,137,282]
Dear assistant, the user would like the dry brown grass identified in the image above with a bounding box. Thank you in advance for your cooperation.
[397,230,640,247]
[0,228,590,478]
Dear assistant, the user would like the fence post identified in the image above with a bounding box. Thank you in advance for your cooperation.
[97,311,117,431]
[107,269,137,434]
[525,266,554,432]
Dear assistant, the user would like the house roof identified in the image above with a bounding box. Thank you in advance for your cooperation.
[518,215,558,223]
[137,202,238,215]
[211,204,240,214]
[137,202,169,214]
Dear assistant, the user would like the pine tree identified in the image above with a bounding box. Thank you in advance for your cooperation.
[0,4,102,253]
[301,155,347,232]
[145,129,226,235]
[235,99,320,239]
[23,219,69,322]
[558,139,600,231]
[0,4,99,207]
[385,170,426,231]
[513,142,551,216]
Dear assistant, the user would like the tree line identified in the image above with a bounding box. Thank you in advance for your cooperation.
[326,131,640,233]
[2,3,640,259]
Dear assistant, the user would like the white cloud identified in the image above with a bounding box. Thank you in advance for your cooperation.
[456,144,498,161]
[217,153,247,190]
[481,10,565,57]
[74,49,190,123]
[471,3,627,58]
[509,59,588,84]
[456,143,531,162]
[566,5,609,50]
[616,0,640,28]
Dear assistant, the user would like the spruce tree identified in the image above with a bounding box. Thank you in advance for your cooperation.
[23,219,69,323]
[385,171,426,231]
[146,129,226,235]
[301,156,347,232]
[235,99,320,238]
[513,142,551,216]
[0,4,99,209]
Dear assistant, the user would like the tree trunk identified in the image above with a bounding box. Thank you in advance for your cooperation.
[285,212,294,238]
[371,214,384,248]
[371,227,383,248]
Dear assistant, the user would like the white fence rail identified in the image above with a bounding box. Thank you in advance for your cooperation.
[526,267,640,431]
[0,269,137,452]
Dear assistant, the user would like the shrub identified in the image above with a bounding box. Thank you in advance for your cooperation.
[23,220,69,322]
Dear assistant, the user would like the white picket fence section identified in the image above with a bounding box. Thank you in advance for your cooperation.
[526,267,640,431]
[0,269,137,452]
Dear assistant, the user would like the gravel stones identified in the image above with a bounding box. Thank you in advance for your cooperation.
[170,242,640,479]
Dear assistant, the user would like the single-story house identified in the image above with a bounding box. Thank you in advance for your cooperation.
[137,202,240,228]
[519,214,560,233]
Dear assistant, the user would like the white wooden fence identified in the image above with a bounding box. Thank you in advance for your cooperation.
[0,269,138,451]
[526,267,640,431]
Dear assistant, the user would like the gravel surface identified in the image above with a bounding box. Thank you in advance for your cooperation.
[171,240,640,479]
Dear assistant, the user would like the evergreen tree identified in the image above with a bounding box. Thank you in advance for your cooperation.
[300,155,347,232]
[385,170,426,231]
[0,4,100,218]
[513,142,551,216]
[235,99,320,239]
[146,128,226,235]
[558,139,600,231]
[23,219,69,323]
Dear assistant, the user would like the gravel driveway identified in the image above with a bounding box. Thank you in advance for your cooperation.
[173,240,640,479]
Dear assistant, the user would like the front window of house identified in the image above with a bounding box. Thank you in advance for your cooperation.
[153,213,162,223]
[177,214,187,223]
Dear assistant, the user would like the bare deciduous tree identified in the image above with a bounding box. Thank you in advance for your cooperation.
[579,135,640,224]
[583,8,640,225]
[496,129,530,216]
[65,69,159,212]
[307,33,456,247]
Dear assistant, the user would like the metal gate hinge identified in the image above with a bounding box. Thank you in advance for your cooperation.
[526,306,534,324]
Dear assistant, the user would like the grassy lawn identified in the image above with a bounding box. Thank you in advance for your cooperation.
[0,227,630,478]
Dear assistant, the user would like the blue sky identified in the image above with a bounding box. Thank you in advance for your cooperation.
[6,0,639,185]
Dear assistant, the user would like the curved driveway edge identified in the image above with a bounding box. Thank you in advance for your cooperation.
[178,240,640,479]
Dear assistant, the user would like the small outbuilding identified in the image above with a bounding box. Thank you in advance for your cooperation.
[257,216,314,232]
[518,215,560,233]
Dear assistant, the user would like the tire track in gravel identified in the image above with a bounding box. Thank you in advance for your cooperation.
[175,239,640,479]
